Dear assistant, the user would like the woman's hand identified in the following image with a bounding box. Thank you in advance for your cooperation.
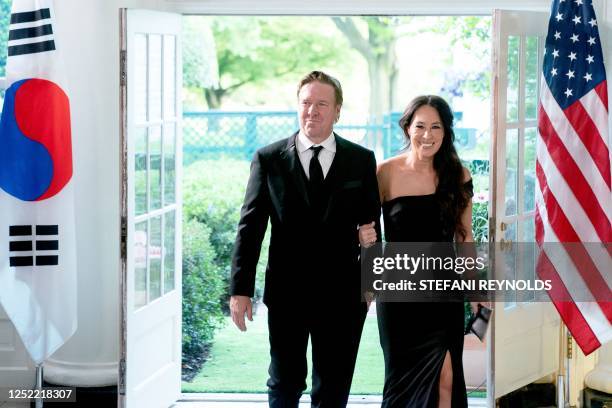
[359,222,377,248]
[470,301,492,315]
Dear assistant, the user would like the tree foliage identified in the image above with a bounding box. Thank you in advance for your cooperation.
[184,16,351,109]
[332,16,402,118]
[0,0,11,78]
[333,16,492,112]
[183,19,218,84]
[433,17,492,100]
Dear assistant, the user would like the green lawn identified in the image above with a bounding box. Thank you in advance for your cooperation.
[182,314,385,394]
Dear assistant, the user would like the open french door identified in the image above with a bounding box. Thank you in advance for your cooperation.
[489,9,561,401]
[119,9,182,408]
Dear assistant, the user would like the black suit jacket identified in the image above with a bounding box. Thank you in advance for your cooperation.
[230,132,381,305]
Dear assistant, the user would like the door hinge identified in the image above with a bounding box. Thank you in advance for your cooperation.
[120,216,127,260]
[567,332,573,359]
[120,50,127,87]
[118,358,126,395]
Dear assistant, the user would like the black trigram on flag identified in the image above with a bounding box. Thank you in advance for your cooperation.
[9,225,59,267]
[8,8,55,57]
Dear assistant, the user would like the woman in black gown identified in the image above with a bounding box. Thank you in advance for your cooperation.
[359,95,474,407]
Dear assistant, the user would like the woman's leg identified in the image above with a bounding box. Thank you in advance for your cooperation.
[438,350,453,408]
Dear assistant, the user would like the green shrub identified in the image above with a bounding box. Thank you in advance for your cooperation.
[182,219,226,359]
[183,158,270,301]
[472,201,489,243]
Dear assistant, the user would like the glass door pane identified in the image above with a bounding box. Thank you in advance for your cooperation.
[132,32,180,310]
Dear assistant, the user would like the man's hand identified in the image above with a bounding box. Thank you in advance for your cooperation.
[364,291,375,310]
[358,222,377,248]
[230,295,253,332]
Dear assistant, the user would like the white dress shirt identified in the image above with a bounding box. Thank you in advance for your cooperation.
[296,131,336,180]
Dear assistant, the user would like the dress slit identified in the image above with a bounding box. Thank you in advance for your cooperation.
[436,349,453,408]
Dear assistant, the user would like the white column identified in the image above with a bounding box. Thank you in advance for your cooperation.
[42,0,122,387]
[43,0,166,388]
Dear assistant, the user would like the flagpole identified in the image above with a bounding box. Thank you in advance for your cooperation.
[565,330,572,408]
[557,323,569,408]
[35,363,44,408]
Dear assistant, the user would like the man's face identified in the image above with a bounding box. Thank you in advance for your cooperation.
[297,81,341,143]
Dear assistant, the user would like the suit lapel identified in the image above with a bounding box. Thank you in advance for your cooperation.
[280,133,311,207]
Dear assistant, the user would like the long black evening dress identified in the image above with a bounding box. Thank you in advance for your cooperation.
[377,180,473,408]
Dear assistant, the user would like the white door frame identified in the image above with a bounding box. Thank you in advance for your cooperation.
[120,8,183,408]
[165,0,552,15]
[122,1,608,406]
[489,7,565,403]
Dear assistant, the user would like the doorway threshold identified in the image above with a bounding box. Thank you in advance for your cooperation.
[174,393,488,407]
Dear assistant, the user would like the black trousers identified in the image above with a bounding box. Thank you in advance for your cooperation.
[266,302,367,408]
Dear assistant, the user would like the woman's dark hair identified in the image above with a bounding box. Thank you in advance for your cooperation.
[398,95,471,241]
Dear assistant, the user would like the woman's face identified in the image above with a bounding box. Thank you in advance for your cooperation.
[407,105,444,159]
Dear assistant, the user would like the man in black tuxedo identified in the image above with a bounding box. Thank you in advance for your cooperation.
[229,71,381,408]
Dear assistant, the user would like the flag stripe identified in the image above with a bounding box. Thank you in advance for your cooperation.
[565,101,611,187]
[564,245,612,305]
[540,80,612,221]
[35,255,58,266]
[36,225,58,235]
[535,188,612,347]
[9,240,32,251]
[577,302,612,338]
[36,240,58,251]
[557,303,602,355]
[8,34,54,47]
[594,81,608,110]
[9,24,53,41]
[535,207,544,244]
[536,133,604,242]
[536,253,601,355]
[580,83,610,150]
[584,243,612,290]
[9,225,32,236]
[538,107,611,241]
[9,256,33,267]
[8,40,55,57]
[10,8,50,24]
[535,173,612,316]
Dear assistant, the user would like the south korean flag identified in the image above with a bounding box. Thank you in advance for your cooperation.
[0,0,77,365]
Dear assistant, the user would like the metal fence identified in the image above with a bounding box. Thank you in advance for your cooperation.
[183,110,487,175]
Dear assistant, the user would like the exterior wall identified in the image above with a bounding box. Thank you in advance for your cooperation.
[43,0,164,386]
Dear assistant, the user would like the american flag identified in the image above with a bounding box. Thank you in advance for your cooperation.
[536,0,611,355]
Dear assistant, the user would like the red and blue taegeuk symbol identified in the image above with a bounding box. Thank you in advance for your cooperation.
[0,78,72,201]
